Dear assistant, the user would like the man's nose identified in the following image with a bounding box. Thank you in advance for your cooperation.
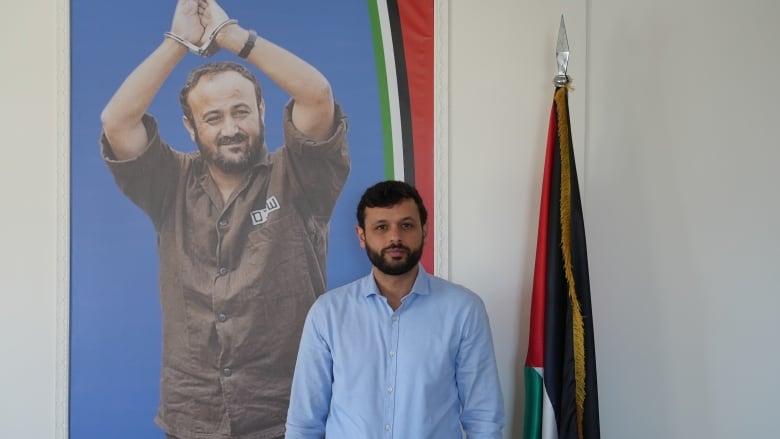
[221,117,239,136]
[388,225,402,242]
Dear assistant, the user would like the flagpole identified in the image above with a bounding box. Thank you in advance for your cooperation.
[523,14,601,439]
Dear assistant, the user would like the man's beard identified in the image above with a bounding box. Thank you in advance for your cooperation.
[195,129,264,174]
[366,242,423,276]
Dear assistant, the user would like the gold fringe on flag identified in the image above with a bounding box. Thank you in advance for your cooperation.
[555,85,587,439]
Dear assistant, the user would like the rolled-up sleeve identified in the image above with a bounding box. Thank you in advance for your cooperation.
[101,114,183,229]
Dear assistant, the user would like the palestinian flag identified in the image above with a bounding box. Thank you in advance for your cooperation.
[368,0,435,271]
[523,85,601,439]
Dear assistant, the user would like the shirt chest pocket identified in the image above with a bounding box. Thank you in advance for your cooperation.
[241,208,317,299]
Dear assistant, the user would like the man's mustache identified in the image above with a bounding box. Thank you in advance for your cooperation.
[217,132,248,146]
[383,243,410,253]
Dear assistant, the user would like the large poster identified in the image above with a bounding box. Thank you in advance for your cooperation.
[69,0,436,437]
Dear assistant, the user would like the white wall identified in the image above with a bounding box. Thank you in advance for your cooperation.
[583,0,780,436]
[4,0,780,438]
[0,0,63,438]
[450,0,780,438]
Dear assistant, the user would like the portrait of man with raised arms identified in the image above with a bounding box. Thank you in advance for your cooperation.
[97,0,348,437]
[70,0,438,437]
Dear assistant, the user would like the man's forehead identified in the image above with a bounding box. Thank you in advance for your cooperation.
[188,73,257,112]
[191,72,254,96]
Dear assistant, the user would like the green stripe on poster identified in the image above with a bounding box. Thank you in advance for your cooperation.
[368,0,396,180]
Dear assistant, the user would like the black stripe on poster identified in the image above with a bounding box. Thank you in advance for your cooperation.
[385,0,416,184]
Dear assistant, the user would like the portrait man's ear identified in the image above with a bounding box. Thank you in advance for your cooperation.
[355,225,367,249]
[182,116,196,142]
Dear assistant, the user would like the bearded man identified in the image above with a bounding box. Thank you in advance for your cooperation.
[99,0,349,437]
[285,181,505,438]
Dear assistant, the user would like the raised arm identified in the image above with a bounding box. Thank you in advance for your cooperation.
[201,0,336,141]
[100,0,205,160]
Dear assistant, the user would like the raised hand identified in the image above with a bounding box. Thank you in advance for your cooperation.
[198,0,231,42]
[171,0,205,44]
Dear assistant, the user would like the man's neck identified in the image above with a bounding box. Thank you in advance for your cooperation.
[207,164,248,204]
[373,264,419,311]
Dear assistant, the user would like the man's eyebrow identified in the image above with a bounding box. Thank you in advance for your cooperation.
[369,216,417,225]
[200,109,222,120]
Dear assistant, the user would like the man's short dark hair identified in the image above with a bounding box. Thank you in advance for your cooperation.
[357,180,428,228]
[179,61,264,123]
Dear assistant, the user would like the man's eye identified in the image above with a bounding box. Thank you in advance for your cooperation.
[376,225,387,231]
[401,223,413,229]
[205,117,221,125]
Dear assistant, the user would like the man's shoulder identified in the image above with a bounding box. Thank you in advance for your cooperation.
[425,272,485,309]
[312,274,371,310]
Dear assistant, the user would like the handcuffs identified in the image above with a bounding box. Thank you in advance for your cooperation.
[164,19,237,57]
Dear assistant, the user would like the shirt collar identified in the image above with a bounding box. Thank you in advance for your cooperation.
[362,264,432,298]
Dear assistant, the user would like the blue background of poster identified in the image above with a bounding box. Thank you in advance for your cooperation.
[70,1,385,436]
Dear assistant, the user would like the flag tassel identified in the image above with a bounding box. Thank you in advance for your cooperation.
[555,86,587,439]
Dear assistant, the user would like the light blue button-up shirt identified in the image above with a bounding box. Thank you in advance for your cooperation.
[286,266,505,438]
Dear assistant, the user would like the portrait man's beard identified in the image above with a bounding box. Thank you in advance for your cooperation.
[195,127,265,174]
[366,242,423,276]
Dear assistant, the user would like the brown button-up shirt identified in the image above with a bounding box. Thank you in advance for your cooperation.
[102,101,349,439]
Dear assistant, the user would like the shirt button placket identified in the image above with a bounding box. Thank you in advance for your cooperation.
[214,242,232,391]
[385,312,399,437]
[214,215,234,420]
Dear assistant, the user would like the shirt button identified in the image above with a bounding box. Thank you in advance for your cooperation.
[222,368,232,377]
[218,267,228,276]
[218,219,228,227]
[217,313,227,322]
[387,386,393,393]
[385,424,391,431]
[389,351,395,357]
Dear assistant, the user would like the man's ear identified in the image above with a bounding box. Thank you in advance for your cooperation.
[183,116,196,142]
[422,223,428,243]
[259,99,266,123]
[355,225,367,249]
